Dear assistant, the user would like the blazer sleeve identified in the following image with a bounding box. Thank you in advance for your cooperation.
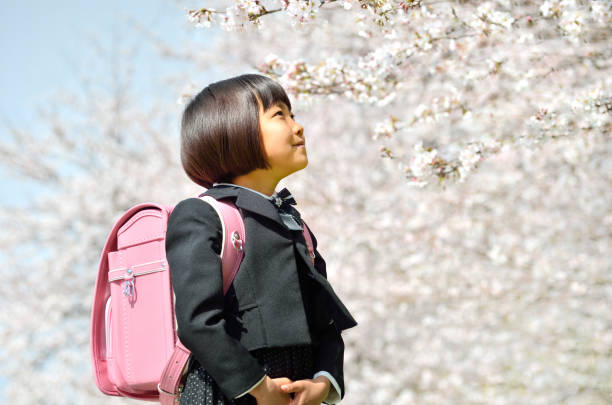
[165,198,266,399]
[304,223,348,401]
[314,324,346,403]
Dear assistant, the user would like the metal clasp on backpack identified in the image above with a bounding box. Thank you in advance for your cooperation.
[231,231,243,251]
[123,268,135,297]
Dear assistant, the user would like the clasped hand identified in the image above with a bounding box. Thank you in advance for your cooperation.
[250,375,330,405]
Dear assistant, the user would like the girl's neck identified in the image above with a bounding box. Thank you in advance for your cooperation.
[231,170,281,197]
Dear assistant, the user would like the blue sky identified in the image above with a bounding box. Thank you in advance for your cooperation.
[0,0,214,206]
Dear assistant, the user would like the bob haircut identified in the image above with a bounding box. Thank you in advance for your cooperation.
[180,73,293,188]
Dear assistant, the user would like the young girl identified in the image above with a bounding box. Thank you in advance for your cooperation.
[165,73,358,405]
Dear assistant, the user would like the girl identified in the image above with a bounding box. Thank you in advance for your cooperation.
[165,73,358,405]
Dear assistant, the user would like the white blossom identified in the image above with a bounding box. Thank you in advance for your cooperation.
[283,0,320,26]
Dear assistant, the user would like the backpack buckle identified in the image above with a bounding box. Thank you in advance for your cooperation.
[157,383,181,403]
[231,231,243,251]
[123,268,135,296]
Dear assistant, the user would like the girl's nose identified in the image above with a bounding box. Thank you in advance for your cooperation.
[293,121,303,136]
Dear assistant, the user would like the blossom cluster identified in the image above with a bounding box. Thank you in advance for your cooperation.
[259,42,413,106]
[467,2,516,32]
[187,0,324,31]
[399,138,502,187]
[284,0,321,26]
[539,0,612,42]
[522,81,611,145]
[373,93,467,140]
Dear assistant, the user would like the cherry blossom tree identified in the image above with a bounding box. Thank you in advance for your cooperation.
[0,1,610,404]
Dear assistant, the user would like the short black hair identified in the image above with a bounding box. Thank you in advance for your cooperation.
[180,73,293,188]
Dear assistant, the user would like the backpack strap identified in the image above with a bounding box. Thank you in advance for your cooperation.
[198,195,246,295]
[301,221,316,266]
[159,196,246,405]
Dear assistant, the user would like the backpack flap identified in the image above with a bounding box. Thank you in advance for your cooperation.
[90,203,174,399]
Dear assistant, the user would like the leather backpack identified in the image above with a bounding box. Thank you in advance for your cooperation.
[90,194,316,404]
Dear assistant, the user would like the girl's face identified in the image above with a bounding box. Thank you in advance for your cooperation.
[258,100,308,180]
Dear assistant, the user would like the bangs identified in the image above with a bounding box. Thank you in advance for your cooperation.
[240,76,293,113]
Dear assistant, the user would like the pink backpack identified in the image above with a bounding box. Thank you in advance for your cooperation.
[90,195,315,404]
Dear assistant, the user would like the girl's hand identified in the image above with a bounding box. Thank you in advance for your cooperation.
[250,375,293,405]
[280,375,331,405]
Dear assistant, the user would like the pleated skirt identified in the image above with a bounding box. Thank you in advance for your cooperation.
[179,344,315,405]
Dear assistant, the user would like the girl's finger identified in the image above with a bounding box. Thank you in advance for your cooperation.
[281,381,304,393]
[288,390,304,405]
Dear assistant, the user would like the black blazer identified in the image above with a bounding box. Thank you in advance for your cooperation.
[165,185,358,400]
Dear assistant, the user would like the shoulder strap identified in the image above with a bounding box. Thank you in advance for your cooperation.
[301,221,316,266]
[198,196,245,295]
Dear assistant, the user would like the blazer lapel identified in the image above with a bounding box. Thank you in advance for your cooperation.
[294,241,358,331]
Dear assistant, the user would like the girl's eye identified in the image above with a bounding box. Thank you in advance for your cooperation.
[274,110,295,119]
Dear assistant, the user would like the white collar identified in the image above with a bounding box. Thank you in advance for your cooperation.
[212,182,276,200]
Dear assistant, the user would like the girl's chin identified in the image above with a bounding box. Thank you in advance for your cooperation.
[290,159,308,174]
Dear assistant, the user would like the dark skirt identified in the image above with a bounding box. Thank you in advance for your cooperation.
[179,344,315,405]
